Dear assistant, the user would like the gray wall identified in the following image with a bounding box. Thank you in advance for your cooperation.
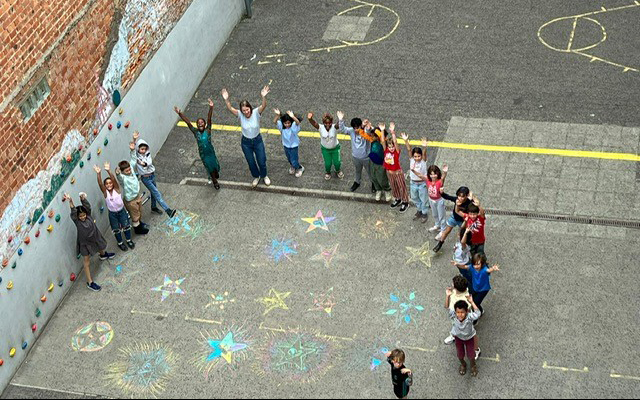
[0,0,245,390]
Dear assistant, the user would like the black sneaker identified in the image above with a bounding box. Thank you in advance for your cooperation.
[99,252,116,261]
[118,243,128,251]
[399,203,409,213]
[390,199,402,208]
[87,282,102,292]
[413,211,423,220]
[166,208,177,218]
[371,183,376,193]
[126,240,135,250]
[133,225,149,235]
[349,182,360,192]
[433,241,444,253]
[151,207,163,215]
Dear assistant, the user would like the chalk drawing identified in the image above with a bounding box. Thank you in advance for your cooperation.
[211,254,226,265]
[309,287,337,316]
[301,210,336,233]
[309,243,344,268]
[359,209,399,239]
[345,338,393,372]
[256,289,291,316]
[101,258,142,292]
[266,238,298,264]
[105,342,177,397]
[157,210,208,240]
[191,326,252,380]
[205,292,236,311]
[151,275,185,302]
[405,242,433,269]
[385,292,425,327]
[71,322,114,352]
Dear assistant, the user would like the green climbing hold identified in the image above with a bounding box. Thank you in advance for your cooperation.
[77,253,81,259]
[35,308,41,317]
[104,138,109,146]
[55,214,61,223]
[11,262,16,269]
[79,161,84,168]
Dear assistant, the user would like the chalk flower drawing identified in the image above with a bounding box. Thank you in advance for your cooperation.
[385,292,425,326]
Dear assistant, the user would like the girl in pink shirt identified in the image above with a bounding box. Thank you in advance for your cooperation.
[412,164,448,235]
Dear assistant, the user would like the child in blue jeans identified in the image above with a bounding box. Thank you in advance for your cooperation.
[94,163,135,252]
[133,131,176,218]
[402,134,429,223]
[273,109,304,177]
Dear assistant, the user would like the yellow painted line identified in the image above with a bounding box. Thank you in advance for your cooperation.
[611,371,640,381]
[543,361,589,373]
[403,345,437,353]
[130,309,169,318]
[176,121,640,161]
[184,315,222,325]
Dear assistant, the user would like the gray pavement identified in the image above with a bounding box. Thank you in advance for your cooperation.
[4,183,640,399]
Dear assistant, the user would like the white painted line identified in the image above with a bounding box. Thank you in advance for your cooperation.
[130,309,169,318]
[6,382,110,398]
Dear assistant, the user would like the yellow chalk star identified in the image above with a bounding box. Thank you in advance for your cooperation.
[405,242,433,269]
[256,289,291,316]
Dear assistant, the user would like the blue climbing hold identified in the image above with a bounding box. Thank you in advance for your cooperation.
[17,249,23,256]
[21,342,27,350]
[87,152,92,161]
[39,215,45,224]
[100,206,104,214]
[117,121,122,129]
[58,280,64,287]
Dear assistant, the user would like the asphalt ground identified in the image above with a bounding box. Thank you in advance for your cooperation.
[3,183,640,399]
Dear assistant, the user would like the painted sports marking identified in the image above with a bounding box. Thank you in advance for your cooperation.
[542,361,589,373]
[176,121,640,162]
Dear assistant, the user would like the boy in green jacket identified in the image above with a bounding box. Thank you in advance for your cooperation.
[115,139,150,235]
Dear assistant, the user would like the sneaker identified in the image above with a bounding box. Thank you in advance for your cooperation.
[413,211,423,220]
[371,183,376,193]
[475,348,482,360]
[399,203,409,213]
[433,241,444,253]
[87,282,102,292]
[337,171,344,179]
[390,199,402,208]
[252,178,260,187]
[151,207,163,215]
[295,166,305,178]
[444,334,455,345]
[421,214,429,223]
[324,173,332,180]
[214,183,220,190]
[118,243,128,251]
[385,191,393,202]
[100,252,116,261]
[375,191,382,201]
[288,167,295,175]
[350,182,360,192]
[435,232,443,241]
[429,225,440,232]
[166,209,177,219]
[126,240,135,250]
[263,176,271,186]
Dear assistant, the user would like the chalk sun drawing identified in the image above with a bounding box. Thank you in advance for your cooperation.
[301,210,336,233]
[151,275,185,302]
[205,292,236,311]
[266,238,298,264]
[104,342,177,398]
[191,326,252,380]
[359,209,400,239]
[71,321,114,352]
[385,292,425,327]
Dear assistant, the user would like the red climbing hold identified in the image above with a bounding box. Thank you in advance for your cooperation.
[35,230,40,238]
[40,295,47,303]
[31,324,37,332]
[0,359,3,366]
[108,123,113,130]
[24,237,30,245]
[70,273,76,282]
[93,128,99,136]
[124,121,130,128]
[1,259,8,268]
[78,144,83,151]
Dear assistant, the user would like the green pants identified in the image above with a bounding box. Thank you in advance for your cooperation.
[321,144,341,173]
[370,162,391,191]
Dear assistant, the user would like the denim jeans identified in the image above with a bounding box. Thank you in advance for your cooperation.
[141,174,169,211]
[283,146,301,169]
[108,208,132,243]
[241,135,268,178]
[410,181,429,214]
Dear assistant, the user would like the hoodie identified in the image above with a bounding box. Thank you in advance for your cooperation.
[134,139,155,176]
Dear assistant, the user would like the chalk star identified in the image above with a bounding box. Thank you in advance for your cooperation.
[405,243,433,269]
[274,335,320,371]
[301,210,336,233]
[207,332,248,364]
[151,275,185,301]
[268,238,298,263]
[309,244,342,268]
[256,289,291,315]
[309,287,337,316]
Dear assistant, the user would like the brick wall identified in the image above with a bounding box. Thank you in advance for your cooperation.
[0,0,192,229]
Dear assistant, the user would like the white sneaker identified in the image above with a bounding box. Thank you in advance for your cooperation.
[444,335,455,345]
[385,191,393,202]
[288,167,295,175]
[475,348,482,360]
[295,166,305,178]
[337,171,344,179]
[252,178,260,188]
[429,225,439,232]
[435,232,443,241]
[375,191,382,201]
[263,176,271,186]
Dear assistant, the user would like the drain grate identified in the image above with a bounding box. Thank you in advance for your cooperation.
[485,209,640,229]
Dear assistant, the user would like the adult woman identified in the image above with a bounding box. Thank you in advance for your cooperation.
[221,86,271,187]
[174,99,221,189]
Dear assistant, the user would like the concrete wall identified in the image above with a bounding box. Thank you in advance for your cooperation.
[0,0,245,390]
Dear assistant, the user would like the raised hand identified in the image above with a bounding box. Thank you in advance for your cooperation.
[63,193,71,202]
[260,85,270,98]
[104,162,110,171]
[378,122,386,131]
[421,137,428,147]
[133,130,140,141]
[286,110,295,118]
[307,112,314,120]
[129,141,136,151]
[79,192,87,200]
[400,132,409,141]
[337,111,344,120]
[93,165,101,174]
[221,88,229,100]
[174,106,180,114]
[389,122,396,132]
[446,287,453,297]
[492,264,501,272]
[273,108,281,115]
[442,163,449,173]
[208,98,214,107]
[401,368,412,375]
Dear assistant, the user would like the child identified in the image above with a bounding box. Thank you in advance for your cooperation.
[412,163,448,234]
[384,349,413,399]
[402,133,429,223]
[133,131,177,218]
[273,109,304,177]
[116,140,150,235]
[444,273,481,360]
[308,112,342,180]
[94,163,135,251]
[433,186,473,253]
[455,253,500,315]
[380,123,409,212]
[64,192,115,292]
[174,99,221,189]
[456,195,486,257]
[445,292,481,377]
[369,123,393,202]
[337,111,375,192]
[451,227,471,268]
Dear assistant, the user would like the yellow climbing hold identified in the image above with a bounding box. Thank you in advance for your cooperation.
[48,283,54,292]
[9,348,15,358]
[7,281,13,290]
[71,177,76,184]
[15,225,21,232]
[97,148,102,155]
[119,108,124,115]
[47,225,53,232]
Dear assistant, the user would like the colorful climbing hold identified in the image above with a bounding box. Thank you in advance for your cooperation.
[40,295,47,303]
[104,138,109,146]
[17,249,23,256]
[70,273,76,282]
[7,236,12,243]
[124,121,130,128]
[61,195,66,202]
[47,225,53,232]
[116,121,122,129]
[21,342,27,350]
[15,225,21,232]
[87,152,92,160]
[66,155,72,163]
[24,237,30,245]
[35,308,41,317]
[71,177,76,184]
[1,259,8,268]
[76,253,81,259]
[79,161,84,168]
[0,277,2,284]
[48,283,54,292]
[7,281,14,290]
[55,214,61,223]
[93,128,99,136]
[38,215,45,224]
[11,262,16,269]
[48,210,54,218]
[0,359,4,366]
[31,324,37,332]
[97,148,102,155]
[9,348,15,357]
[118,107,124,115]
[35,230,40,238]
[108,123,113,130]
[78,144,83,151]
[99,206,104,214]
[58,280,64,287]
[60,171,65,178]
